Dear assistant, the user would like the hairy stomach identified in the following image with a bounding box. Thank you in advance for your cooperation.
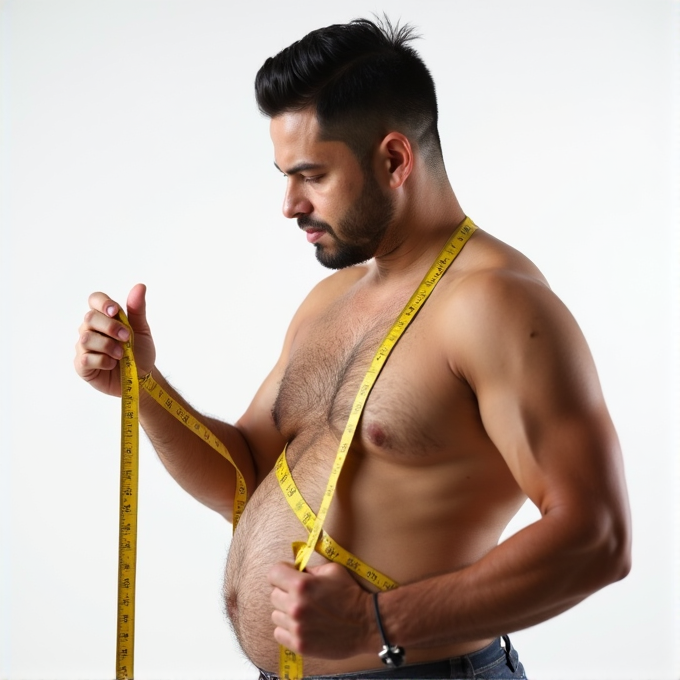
[224,469,319,671]
[222,444,521,674]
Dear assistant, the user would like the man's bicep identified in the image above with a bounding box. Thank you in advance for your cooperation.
[479,371,631,578]
[480,382,623,515]
[458,275,626,514]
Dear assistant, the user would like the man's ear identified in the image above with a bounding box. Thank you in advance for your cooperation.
[376,132,414,189]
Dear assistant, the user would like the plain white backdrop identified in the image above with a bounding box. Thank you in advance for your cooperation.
[1,1,678,679]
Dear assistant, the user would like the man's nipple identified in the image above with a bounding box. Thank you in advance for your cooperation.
[365,422,387,447]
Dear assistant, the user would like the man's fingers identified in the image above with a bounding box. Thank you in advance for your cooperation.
[268,561,371,659]
[271,604,305,653]
[78,327,125,359]
[87,291,120,318]
[270,584,288,611]
[271,619,298,651]
[79,308,130,342]
[74,327,122,381]
[75,292,131,384]
[305,562,346,579]
[270,603,287,625]
[269,564,308,632]
[268,562,304,591]
[75,348,118,375]
[75,289,150,397]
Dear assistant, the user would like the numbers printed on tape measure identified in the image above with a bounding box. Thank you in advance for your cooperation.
[113,309,250,679]
[139,376,249,527]
[276,447,399,592]
[116,311,139,680]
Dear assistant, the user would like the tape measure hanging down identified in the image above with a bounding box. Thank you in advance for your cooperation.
[115,310,140,680]
[113,311,249,680]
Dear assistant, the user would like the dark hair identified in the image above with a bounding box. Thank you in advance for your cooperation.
[255,17,442,164]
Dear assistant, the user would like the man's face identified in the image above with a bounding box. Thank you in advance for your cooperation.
[270,110,395,269]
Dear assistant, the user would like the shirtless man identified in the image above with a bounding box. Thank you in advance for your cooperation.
[74,18,631,680]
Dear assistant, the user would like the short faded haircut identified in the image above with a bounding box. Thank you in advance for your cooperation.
[254,17,443,166]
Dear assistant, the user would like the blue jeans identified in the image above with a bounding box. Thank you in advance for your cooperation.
[258,636,527,679]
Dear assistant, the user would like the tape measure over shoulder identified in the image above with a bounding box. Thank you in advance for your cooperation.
[113,217,477,680]
[291,218,477,575]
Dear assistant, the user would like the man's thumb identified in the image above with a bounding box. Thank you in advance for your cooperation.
[126,283,148,327]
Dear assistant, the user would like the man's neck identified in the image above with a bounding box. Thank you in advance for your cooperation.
[370,191,466,283]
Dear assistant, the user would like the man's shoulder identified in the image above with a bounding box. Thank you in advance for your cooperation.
[436,229,580,345]
[462,229,545,277]
[444,229,552,305]
[438,230,589,378]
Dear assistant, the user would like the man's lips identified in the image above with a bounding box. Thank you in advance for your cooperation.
[305,228,325,244]
[298,217,331,243]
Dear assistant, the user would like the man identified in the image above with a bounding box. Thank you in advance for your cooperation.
[74,18,631,680]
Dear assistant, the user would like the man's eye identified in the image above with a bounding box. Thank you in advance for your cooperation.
[303,175,323,184]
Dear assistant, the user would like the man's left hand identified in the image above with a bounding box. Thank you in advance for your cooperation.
[268,561,375,658]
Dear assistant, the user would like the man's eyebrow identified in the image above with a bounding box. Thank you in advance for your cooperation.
[274,161,325,176]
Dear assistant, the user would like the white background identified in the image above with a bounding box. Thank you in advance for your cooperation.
[1,1,678,679]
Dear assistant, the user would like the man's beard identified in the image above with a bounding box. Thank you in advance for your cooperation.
[298,171,396,270]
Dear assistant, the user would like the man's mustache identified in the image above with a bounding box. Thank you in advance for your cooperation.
[298,216,333,232]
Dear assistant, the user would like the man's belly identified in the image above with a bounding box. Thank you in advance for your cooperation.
[223,445,522,674]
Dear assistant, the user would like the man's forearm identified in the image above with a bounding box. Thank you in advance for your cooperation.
[139,369,255,521]
[376,505,630,650]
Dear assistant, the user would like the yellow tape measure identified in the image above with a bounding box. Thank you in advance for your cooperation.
[116,311,139,680]
[114,312,249,679]
[276,447,398,591]
[138,375,249,527]
[292,217,477,576]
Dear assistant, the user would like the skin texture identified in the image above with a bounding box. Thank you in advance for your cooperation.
[75,108,631,674]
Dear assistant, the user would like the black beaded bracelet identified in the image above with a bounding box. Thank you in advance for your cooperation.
[373,592,405,668]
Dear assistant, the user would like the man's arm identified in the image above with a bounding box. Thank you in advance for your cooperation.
[268,269,631,656]
[75,275,350,521]
[136,370,262,521]
[375,270,631,646]
[74,284,286,521]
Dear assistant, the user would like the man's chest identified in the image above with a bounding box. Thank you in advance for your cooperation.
[271,291,472,456]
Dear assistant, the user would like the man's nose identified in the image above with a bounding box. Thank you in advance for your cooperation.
[282,183,312,219]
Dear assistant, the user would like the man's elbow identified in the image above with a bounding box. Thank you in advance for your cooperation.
[598,533,631,587]
[552,498,632,595]
[608,525,632,583]
[583,507,632,590]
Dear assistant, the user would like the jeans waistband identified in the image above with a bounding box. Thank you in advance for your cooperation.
[258,635,521,679]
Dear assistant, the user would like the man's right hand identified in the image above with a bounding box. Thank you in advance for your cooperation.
[74,283,156,397]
